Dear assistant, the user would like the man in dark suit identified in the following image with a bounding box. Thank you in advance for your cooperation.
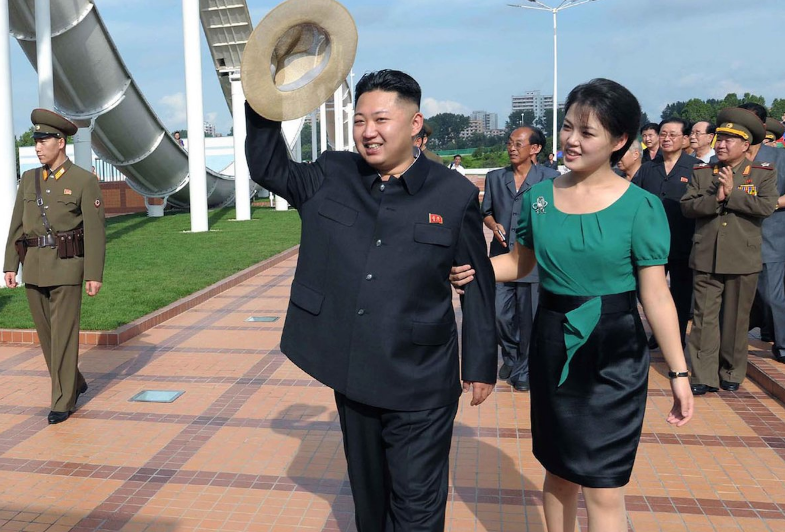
[634,117,698,348]
[681,108,778,394]
[482,126,557,391]
[245,69,497,531]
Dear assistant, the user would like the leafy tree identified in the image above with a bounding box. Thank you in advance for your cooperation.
[770,98,785,122]
[661,101,687,120]
[741,92,765,106]
[536,109,566,140]
[14,126,36,179]
[507,110,536,132]
[719,93,740,109]
[680,98,716,124]
[427,113,470,147]
[640,112,650,130]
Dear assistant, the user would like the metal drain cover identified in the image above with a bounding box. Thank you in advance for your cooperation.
[129,390,185,403]
[245,316,279,322]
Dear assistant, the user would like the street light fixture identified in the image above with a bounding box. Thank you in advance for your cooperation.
[508,0,600,156]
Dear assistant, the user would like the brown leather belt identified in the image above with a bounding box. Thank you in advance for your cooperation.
[24,234,57,248]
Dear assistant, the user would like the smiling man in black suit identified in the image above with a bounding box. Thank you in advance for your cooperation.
[245,68,497,531]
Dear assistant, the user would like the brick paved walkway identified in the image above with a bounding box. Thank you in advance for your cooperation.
[1,251,785,531]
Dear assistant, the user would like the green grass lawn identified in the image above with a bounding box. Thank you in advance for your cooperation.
[0,207,301,330]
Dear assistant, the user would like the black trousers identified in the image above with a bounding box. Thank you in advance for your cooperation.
[756,261,785,358]
[334,392,458,532]
[666,258,693,346]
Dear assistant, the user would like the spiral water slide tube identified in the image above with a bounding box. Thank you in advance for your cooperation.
[8,0,255,208]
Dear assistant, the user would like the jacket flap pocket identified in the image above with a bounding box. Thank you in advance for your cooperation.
[748,236,762,247]
[318,198,358,226]
[290,281,324,315]
[23,193,37,202]
[414,223,453,247]
[412,321,454,346]
[692,233,702,243]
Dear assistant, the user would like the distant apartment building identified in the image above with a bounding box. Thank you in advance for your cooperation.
[470,110,499,132]
[511,90,564,121]
[204,121,217,137]
[459,119,485,140]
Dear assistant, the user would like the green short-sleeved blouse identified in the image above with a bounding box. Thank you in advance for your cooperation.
[516,178,670,385]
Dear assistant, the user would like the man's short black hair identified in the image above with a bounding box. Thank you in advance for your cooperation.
[660,117,691,136]
[706,123,717,135]
[354,69,421,108]
[738,102,767,122]
[527,126,547,149]
[640,122,660,135]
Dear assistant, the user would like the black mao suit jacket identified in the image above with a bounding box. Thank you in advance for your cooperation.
[245,105,497,411]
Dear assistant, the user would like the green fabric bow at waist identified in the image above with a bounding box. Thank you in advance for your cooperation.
[559,296,602,386]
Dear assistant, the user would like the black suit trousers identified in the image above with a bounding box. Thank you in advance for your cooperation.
[666,258,693,346]
[335,392,458,532]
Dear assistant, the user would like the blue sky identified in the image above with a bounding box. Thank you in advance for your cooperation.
[8,0,785,137]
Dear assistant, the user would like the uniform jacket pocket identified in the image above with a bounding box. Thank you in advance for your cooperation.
[413,223,453,247]
[412,321,454,345]
[318,198,358,226]
[290,281,324,315]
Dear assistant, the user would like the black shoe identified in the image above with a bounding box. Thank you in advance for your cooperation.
[498,365,512,380]
[513,380,530,392]
[691,384,719,395]
[75,382,88,405]
[47,411,70,424]
[774,354,785,364]
[720,380,740,392]
[647,335,659,350]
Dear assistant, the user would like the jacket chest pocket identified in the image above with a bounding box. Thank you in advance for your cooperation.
[413,223,454,247]
[56,196,80,214]
[318,198,358,227]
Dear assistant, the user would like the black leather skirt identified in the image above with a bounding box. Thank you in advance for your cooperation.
[530,290,649,488]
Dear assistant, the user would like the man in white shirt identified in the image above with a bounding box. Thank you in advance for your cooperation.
[689,121,716,163]
[449,155,466,175]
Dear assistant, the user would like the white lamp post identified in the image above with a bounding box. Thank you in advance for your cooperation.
[508,0,599,156]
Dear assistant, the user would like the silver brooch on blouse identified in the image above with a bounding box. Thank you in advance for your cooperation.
[532,196,548,214]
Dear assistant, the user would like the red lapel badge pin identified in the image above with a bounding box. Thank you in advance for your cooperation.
[429,213,443,224]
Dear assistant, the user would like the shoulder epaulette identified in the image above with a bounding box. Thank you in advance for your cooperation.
[751,162,774,170]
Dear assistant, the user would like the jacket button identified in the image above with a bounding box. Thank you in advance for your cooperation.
[375,239,382,247]
[357,309,365,315]
[365,274,373,280]
[380,184,386,191]
[721,222,727,227]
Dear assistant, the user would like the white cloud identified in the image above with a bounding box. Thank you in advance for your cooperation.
[421,98,471,118]
[159,92,187,126]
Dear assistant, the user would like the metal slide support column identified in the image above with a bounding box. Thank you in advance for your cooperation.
[230,73,250,221]
[333,84,344,151]
[182,0,208,232]
[0,0,19,287]
[73,126,93,172]
[35,0,53,109]
[319,103,327,154]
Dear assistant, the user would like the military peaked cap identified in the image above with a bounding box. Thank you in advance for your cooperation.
[31,108,78,139]
[765,117,785,142]
[716,107,766,145]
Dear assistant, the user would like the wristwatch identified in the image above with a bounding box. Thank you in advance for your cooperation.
[667,371,689,379]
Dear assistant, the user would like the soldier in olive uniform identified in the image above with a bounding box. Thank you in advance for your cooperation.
[764,117,784,147]
[3,109,106,424]
[681,108,778,394]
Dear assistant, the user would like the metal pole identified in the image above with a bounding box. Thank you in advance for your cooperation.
[230,74,251,221]
[182,0,208,232]
[1,0,19,287]
[319,102,328,154]
[35,0,53,109]
[333,84,344,150]
[73,127,93,172]
[552,9,558,156]
[310,111,317,160]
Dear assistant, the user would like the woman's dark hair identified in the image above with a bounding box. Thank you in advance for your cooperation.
[354,69,421,108]
[564,78,641,166]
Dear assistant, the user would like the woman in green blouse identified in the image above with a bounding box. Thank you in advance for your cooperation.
[461,79,694,532]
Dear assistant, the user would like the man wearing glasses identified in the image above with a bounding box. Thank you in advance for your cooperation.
[690,121,716,163]
[480,127,558,391]
[634,118,698,350]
